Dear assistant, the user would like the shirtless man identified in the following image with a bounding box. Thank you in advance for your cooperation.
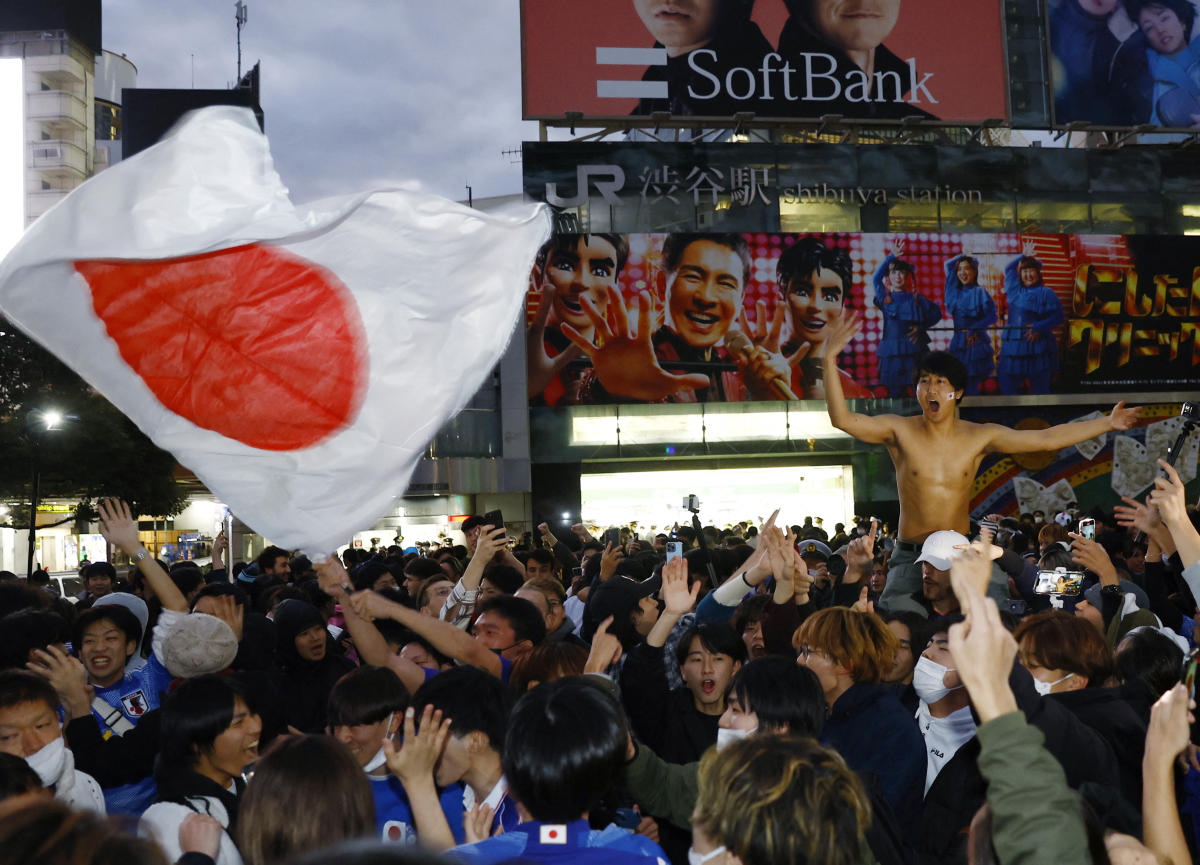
[819,308,1140,615]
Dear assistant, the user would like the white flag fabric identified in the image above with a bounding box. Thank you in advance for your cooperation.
[0,107,550,553]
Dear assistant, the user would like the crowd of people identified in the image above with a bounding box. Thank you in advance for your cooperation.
[0,466,1196,864]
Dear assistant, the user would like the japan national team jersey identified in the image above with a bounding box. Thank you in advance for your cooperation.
[371,774,465,844]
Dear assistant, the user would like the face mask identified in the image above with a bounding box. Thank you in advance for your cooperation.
[716,726,755,751]
[913,656,961,705]
[362,712,394,773]
[26,735,67,787]
[1032,672,1073,696]
[688,846,727,865]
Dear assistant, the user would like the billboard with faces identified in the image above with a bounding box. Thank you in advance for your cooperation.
[1048,0,1200,129]
[519,0,1009,122]
[526,231,1200,407]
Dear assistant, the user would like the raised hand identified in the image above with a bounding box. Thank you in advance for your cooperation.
[475,526,508,561]
[599,541,623,582]
[1108,401,1140,431]
[315,555,351,598]
[97,497,142,556]
[561,286,709,401]
[384,705,452,786]
[761,525,794,604]
[527,281,583,398]
[1114,495,1160,534]
[1021,238,1037,258]
[207,593,245,642]
[1068,532,1118,585]
[891,236,906,259]
[844,521,877,578]
[947,534,996,616]
[947,584,1019,722]
[661,557,700,616]
[464,803,498,844]
[1149,460,1190,529]
[851,585,874,615]
[819,308,861,360]
[27,645,92,717]
[584,615,623,673]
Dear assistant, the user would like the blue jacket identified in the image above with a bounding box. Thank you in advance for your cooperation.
[822,682,926,841]
[944,255,997,376]
[873,254,942,360]
[1000,256,1064,370]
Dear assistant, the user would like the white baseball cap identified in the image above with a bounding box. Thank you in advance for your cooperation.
[915,530,970,572]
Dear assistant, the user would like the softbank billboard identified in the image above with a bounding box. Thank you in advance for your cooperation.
[520,0,1008,122]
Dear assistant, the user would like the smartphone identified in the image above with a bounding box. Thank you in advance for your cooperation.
[1033,569,1084,596]
[1078,518,1095,541]
[666,541,683,563]
[481,509,505,532]
[605,527,621,548]
[1006,599,1029,616]
[614,807,641,831]
[1182,648,1199,701]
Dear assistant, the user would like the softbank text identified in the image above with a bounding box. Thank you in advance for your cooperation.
[687,50,937,105]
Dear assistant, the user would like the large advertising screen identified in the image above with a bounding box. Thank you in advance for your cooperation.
[1048,0,1200,128]
[521,0,1008,123]
[527,231,1200,406]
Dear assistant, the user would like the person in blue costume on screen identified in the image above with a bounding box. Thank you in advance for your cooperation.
[943,253,997,395]
[1124,0,1200,127]
[873,237,942,397]
[998,240,1065,395]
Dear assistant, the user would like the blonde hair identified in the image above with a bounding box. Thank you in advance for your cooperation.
[693,733,872,865]
[793,606,898,683]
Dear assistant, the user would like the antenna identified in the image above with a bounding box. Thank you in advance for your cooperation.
[235,1,248,81]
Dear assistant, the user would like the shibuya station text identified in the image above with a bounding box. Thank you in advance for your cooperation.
[782,184,983,205]
[687,50,937,105]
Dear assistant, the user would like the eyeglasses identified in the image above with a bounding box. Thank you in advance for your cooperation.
[797,645,826,661]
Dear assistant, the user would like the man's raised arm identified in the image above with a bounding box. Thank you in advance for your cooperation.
[820,309,898,445]
[354,589,502,678]
[984,402,1139,455]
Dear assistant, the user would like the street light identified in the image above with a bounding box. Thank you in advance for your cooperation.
[25,408,73,578]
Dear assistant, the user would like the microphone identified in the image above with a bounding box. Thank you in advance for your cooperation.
[724,330,798,400]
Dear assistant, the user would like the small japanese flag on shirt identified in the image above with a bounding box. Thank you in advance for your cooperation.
[0,107,549,552]
[539,825,568,844]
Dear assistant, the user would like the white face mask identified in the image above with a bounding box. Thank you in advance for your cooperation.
[913,656,962,705]
[715,726,755,751]
[688,846,726,865]
[1032,672,1073,697]
[362,712,394,773]
[26,735,67,787]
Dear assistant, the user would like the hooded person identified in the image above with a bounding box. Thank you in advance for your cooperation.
[272,599,355,733]
[91,593,150,672]
[0,671,106,814]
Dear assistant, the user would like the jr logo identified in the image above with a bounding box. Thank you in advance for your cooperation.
[545,164,625,208]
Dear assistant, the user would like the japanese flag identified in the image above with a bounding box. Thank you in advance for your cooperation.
[0,107,549,553]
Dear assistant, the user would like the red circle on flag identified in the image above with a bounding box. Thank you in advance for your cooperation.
[76,244,368,451]
[548,830,558,839]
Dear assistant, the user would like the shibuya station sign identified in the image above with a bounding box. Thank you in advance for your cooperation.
[520,0,1009,123]
[541,160,981,210]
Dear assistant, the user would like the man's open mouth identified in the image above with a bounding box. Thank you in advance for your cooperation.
[701,678,716,695]
[928,399,941,413]
[686,311,720,328]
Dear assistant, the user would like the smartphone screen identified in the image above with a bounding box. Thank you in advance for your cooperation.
[1079,518,1095,541]
[1183,649,1199,701]
[666,541,683,563]
[605,527,621,548]
[1033,570,1084,596]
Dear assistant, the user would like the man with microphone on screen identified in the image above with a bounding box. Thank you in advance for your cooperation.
[562,232,797,403]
